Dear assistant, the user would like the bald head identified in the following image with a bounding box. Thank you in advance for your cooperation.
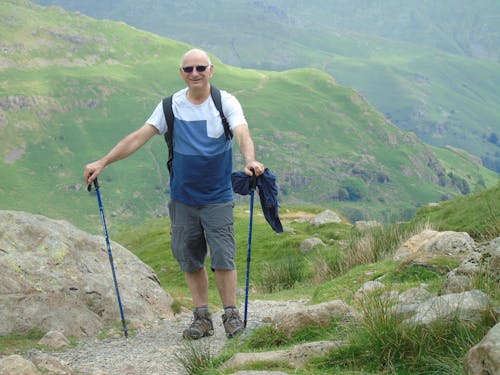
[180,48,212,67]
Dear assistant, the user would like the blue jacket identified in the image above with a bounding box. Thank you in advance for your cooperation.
[231,168,283,233]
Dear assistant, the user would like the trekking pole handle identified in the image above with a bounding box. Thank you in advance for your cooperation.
[87,177,100,192]
[249,169,257,192]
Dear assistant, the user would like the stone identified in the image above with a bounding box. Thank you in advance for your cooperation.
[0,355,39,375]
[440,271,473,294]
[31,353,74,375]
[397,287,433,305]
[299,237,326,253]
[310,210,342,226]
[354,220,381,231]
[271,300,356,336]
[354,280,385,301]
[222,340,342,369]
[38,330,70,348]
[464,322,500,375]
[231,371,289,375]
[394,229,474,261]
[0,210,174,338]
[405,290,490,326]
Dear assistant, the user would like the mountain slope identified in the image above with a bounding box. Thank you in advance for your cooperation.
[0,0,497,232]
[31,0,500,172]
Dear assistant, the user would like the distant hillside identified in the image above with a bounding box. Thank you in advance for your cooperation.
[0,0,497,232]
[32,0,500,172]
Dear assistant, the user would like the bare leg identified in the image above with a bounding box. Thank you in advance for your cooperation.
[185,268,209,307]
[214,269,237,307]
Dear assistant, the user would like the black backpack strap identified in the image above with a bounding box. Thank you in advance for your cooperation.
[210,85,233,140]
[162,95,174,173]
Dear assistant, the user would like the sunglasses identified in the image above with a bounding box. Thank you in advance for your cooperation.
[181,65,211,73]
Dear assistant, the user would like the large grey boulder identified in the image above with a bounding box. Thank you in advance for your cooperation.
[464,322,500,375]
[0,210,174,338]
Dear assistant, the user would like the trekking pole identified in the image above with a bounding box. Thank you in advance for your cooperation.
[243,171,257,328]
[88,177,129,338]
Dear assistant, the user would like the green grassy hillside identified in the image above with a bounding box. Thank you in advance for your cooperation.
[32,0,500,172]
[0,0,498,232]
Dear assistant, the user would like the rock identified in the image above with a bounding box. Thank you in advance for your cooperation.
[230,372,289,375]
[440,270,473,294]
[31,353,74,375]
[38,330,70,348]
[397,287,433,305]
[271,300,356,336]
[394,229,475,261]
[457,251,483,275]
[405,290,490,326]
[354,281,385,301]
[479,237,500,282]
[299,237,325,253]
[464,322,500,375]
[222,340,342,369]
[354,220,381,231]
[0,210,174,338]
[282,226,296,234]
[310,210,342,226]
[0,355,40,375]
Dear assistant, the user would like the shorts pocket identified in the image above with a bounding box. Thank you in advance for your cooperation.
[170,224,186,262]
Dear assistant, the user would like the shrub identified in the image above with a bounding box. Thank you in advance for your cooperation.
[256,257,306,293]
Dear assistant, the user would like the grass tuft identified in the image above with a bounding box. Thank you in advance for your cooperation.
[255,256,307,293]
[175,340,218,375]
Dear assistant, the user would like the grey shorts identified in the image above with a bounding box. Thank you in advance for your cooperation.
[168,200,236,273]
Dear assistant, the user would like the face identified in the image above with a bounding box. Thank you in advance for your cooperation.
[179,50,213,90]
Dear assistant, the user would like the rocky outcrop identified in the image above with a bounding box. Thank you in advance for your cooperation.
[0,210,174,338]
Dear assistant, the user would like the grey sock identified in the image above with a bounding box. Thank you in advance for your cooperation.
[195,305,209,314]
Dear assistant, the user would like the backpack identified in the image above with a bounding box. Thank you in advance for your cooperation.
[162,85,232,172]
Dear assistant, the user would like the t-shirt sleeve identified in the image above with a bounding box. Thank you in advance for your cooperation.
[146,101,167,135]
[222,92,247,130]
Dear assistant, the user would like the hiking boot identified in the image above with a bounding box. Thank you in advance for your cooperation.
[222,307,244,338]
[183,308,214,340]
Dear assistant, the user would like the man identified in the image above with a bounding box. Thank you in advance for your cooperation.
[83,48,264,339]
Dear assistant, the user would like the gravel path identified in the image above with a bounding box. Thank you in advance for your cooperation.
[28,300,308,375]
